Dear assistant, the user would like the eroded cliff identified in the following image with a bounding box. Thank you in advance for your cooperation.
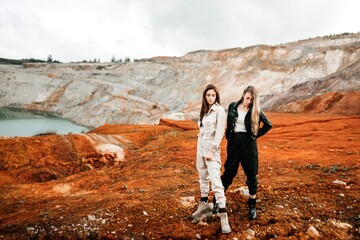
[0,34,359,127]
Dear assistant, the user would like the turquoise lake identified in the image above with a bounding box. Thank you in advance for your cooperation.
[0,107,92,137]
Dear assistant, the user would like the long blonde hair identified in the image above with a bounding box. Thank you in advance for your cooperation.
[242,86,260,135]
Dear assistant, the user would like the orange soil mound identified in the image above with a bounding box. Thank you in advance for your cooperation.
[0,113,359,239]
[0,134,105,183]
[279,91,360,115]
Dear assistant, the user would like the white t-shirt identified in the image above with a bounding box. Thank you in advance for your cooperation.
[234,110,247,132]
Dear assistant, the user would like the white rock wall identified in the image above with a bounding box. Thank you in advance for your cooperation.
[0,34,359,127]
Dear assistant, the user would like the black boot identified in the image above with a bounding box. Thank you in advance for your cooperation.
[212,196,219,214]
[247,198,257,220]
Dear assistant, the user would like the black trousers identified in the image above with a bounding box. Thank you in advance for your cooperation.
[221,132,259,196]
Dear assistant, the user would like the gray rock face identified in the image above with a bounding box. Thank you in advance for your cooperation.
[0,34,359,127]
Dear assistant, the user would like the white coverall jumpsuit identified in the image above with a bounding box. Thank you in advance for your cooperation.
[196,103,227,208]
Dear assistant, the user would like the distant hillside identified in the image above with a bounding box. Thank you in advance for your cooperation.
[0,57,59,65]
[0,58,27,65]
[0,33,359,127]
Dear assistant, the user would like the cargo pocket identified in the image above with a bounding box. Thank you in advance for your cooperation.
[201,140,214,160]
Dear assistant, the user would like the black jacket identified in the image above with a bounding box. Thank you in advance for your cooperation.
[225,100,272,140]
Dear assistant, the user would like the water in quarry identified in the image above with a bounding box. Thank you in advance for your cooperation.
[0,107,91,137]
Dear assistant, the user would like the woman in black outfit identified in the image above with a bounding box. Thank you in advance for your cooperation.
[220,85,272,220]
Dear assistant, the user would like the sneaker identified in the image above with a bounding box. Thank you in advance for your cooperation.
[220,212,231,234]
[191,201,211,219]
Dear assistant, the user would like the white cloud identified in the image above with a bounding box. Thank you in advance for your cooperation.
[0,0,359,62]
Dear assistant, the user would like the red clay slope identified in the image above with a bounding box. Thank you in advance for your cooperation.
[0,113,359,239]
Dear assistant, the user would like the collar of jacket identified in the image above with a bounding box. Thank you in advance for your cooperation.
[234,99,242,108]
[208,102,221,113]
[231,99,253,115]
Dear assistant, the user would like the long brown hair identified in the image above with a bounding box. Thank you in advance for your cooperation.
[199,84,220,123]
[241,86,260,135]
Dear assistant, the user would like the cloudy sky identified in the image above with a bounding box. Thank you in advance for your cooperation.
[0,0,359,63]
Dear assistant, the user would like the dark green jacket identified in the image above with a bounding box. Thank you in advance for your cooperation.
[225,100,272,140]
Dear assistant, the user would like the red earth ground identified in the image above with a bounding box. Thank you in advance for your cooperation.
[0,112,359,239]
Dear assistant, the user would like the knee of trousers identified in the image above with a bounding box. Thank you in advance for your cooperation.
[197,168,210,181]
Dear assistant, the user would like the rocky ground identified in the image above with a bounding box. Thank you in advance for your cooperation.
[0,112,359,239]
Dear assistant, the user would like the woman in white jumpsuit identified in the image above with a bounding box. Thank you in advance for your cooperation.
[191,84,231,234]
